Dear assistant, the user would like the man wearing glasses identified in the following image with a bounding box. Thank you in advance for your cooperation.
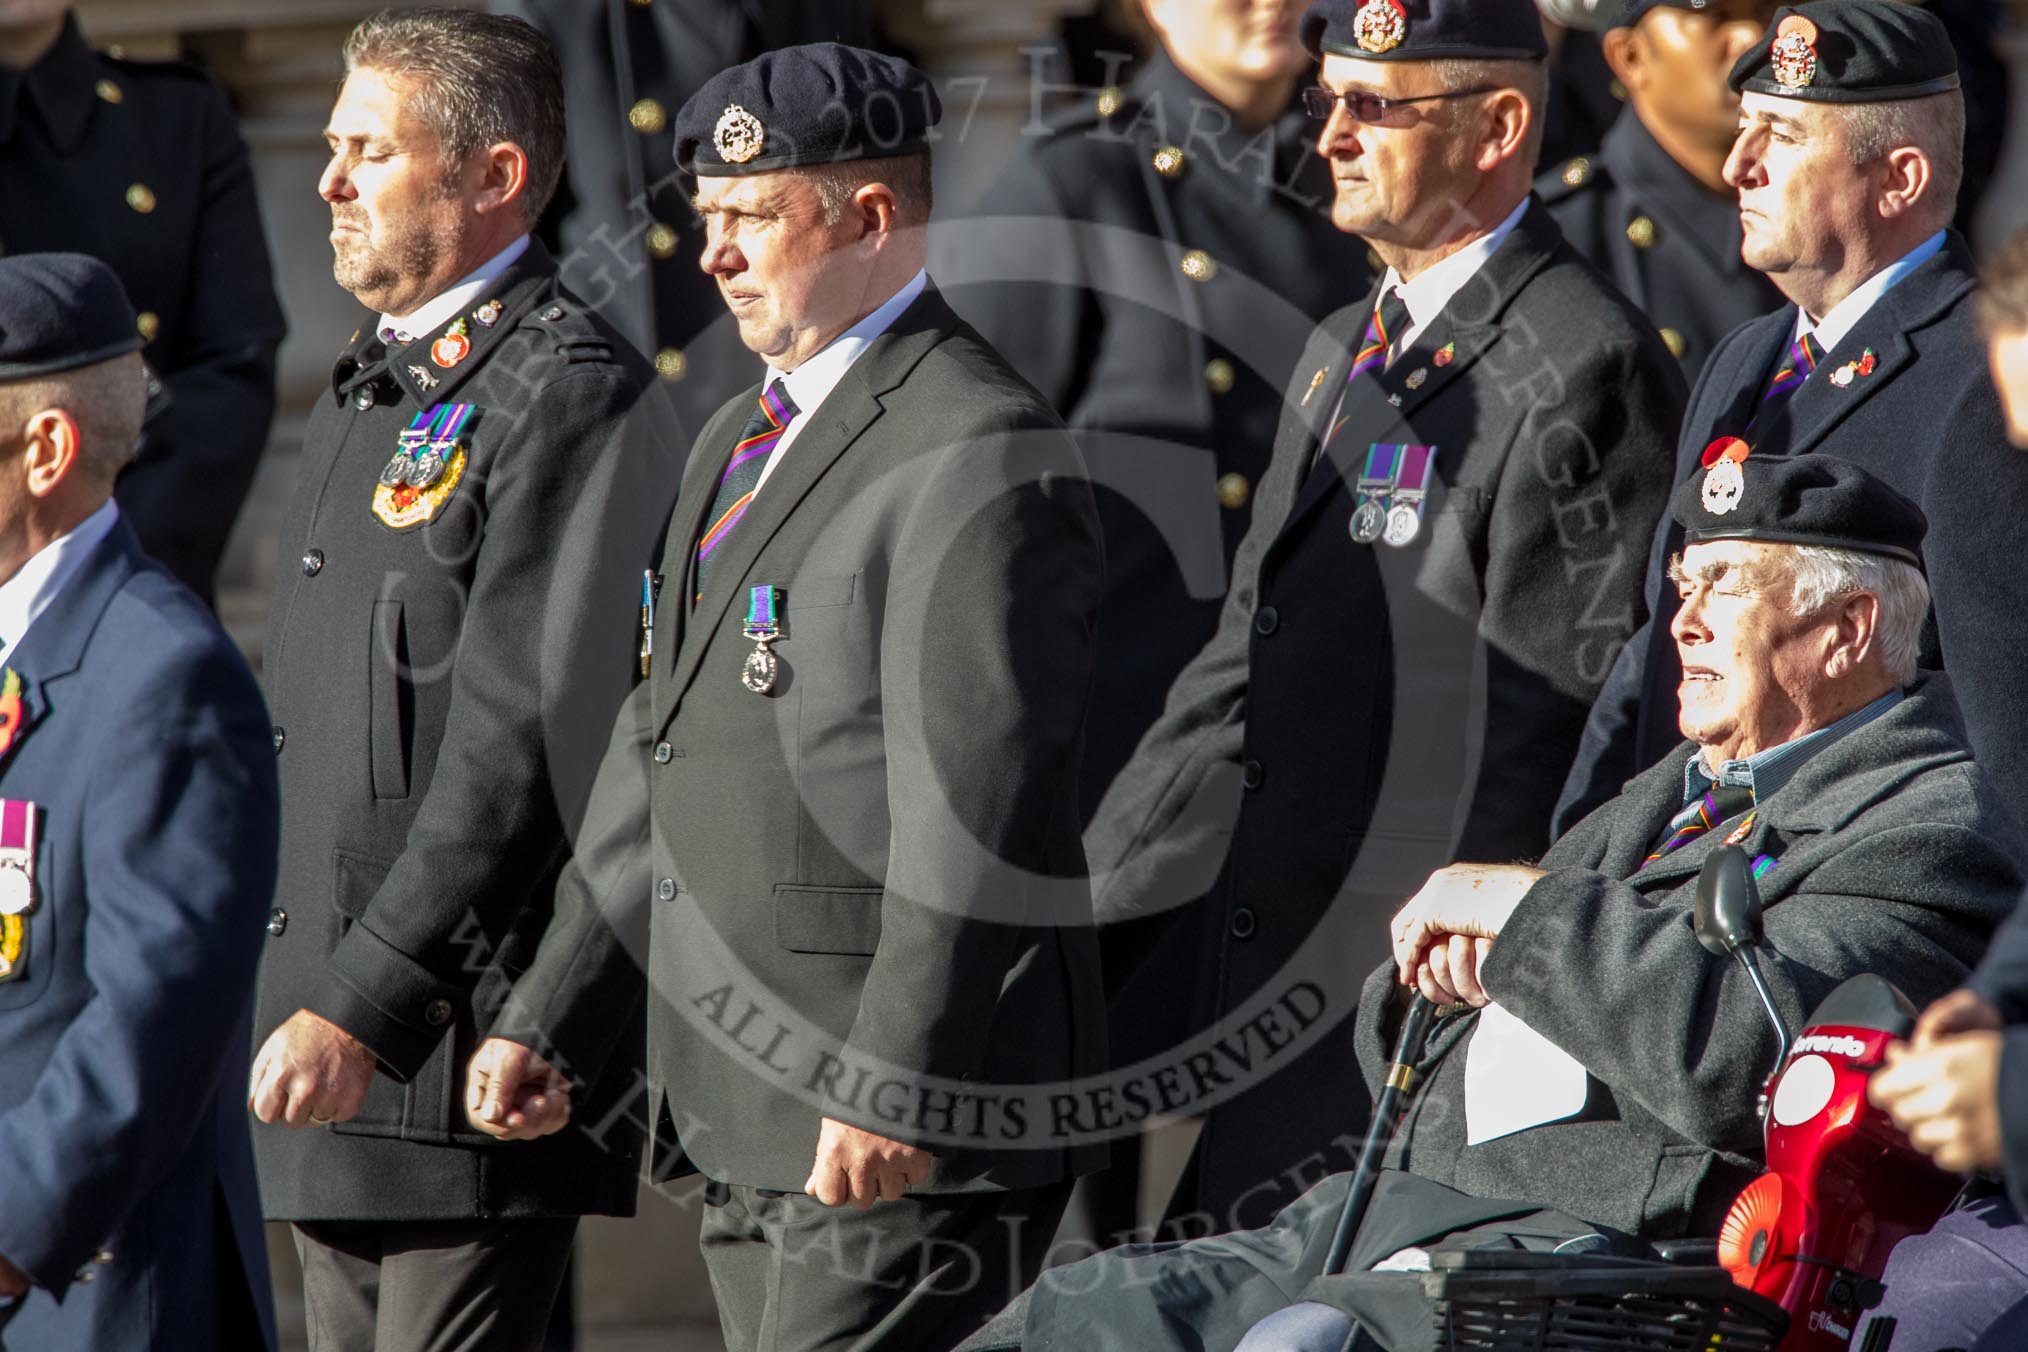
[1083,0,1685,1236]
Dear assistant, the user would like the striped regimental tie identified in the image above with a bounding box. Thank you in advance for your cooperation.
[694,378,798,603]
[1639,782,1755,871]
[1748,331,1823,430]
[1347,286,1412,384]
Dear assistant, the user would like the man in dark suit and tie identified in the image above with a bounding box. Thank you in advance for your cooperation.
[1554,0,2028,845]
[0,254,281,1349]
[464,44,1108,1352]
[1083,0,1684,1234]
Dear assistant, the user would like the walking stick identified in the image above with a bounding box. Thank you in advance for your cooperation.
[1323,992,1441,1275]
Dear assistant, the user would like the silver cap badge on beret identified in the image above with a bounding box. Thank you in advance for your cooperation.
[1769,14,1819,89]
[714,104,766,163]
[1354,0,1408,53]
[1702,458,1746,515]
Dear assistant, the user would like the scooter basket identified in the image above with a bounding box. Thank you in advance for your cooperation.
[1420,1251,1789,1351]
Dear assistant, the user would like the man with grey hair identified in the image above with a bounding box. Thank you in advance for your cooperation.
[962,454,2016,1352]
[246,9,679,1349]
[1557,0,2028,856]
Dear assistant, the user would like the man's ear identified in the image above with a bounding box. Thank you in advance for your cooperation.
[851,183,901,244]
[1600,26,1644,93]
[1475,88,1533,173]
[472,140,531,220]
[20,409,81,500]
[1824,590,1881,678]
[1875,144,1934,222]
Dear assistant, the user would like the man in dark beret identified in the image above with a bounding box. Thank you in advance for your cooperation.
[245,10,680,1348]
[1556,0,2028,857]
[961,453,2015,1352]
[1537,0,1785,381]
[461,41,1108,1352]
[0,4,286,606]
[0,254,281,1350]
[1080,0,1683,1236]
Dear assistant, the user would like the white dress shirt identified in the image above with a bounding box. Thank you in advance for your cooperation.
[0,499,119,667]
[378,234,532,343]
[1794,229,1946,352]
[753,268,930,496]
[1382,197,1530,362]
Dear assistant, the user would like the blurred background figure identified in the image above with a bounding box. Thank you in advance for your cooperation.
[1537,0,1784,381]
[0,2,285,607]
[492,0,872,439]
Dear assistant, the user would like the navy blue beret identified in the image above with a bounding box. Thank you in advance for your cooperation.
[1673,452,1927,570]
[1300,0,1549,63]
[1594,0,1714,34]
[1729,0,1958,103]
[676,43,941,176]
[0,253,142,381]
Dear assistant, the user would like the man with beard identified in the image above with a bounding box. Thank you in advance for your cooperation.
[1536,0,1784,381]
[246,10,678,1349]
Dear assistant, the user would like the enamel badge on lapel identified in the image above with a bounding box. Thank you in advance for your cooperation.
[431,317,472,369]
[1433,342,1455,368]
[408,364,439,392]
[1405,367,1428,390]
[474,298,503,328]
[1829,348,1877,388]
[1724,811,1758,846]
[1302,367,1328,407]
[1700,436,1750,515]
[741,585,782,694]
[1353,0,1407,53]
[373,403,473,530]
[1769,14,1818,89]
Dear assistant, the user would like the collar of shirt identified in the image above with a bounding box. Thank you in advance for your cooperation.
[1381,196,1530,361]
[1795,230,1946,353]
[1682,687,1904,806]
[0,499,120,669]
[379,234,532,344]
[754,268,930,495]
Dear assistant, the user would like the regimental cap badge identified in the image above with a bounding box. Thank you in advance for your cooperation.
[1700,436,1750,515]
[1769,14,1818,89]
[714,103,765,164]
[1353,0,1408,54]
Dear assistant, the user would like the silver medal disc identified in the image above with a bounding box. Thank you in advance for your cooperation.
[741,643,778,695]
[1383,502,1422,547]
[406,448,446,489]
[0,865,34,917]
[1350,499,1387,544]
[379,456,410,488]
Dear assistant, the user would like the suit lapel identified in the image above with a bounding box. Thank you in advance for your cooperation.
[2,519,142,760]
[1707,313,1794,448]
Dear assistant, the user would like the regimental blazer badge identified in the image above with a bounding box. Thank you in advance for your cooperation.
[373,403,475,530]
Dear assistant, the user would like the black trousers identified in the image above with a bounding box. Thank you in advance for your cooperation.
[292,1217,578,1352]
[699,1182,1071,1352]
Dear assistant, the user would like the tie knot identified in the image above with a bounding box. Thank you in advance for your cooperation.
[1376,288,1410,347]
[761,378,799,428]
[1794,331,1822,370]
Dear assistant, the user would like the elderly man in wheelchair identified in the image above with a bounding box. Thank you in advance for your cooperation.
[961,454,2019,1352]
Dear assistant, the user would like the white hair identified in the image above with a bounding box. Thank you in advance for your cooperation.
[1777,545,1928,684]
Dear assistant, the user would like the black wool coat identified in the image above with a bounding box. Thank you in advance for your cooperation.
[254,242,682,1221]
[1086,198,1684,1230]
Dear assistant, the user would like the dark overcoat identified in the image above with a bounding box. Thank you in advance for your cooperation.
[253,242,680,1220]
[0,522,280,1351]
[0,15,285,601]
[968,674,2018,1352]
[935,50,1373,810]
[1085,198,1683,1229]
[1556,234,2028,843]
[498,288,1111,1195]
[1538,108,1784,384]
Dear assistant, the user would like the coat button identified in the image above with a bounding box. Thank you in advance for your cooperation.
[654,742,673,764]
[125,183,156,214]
[1095,85,1124,118]
[425,998,453,1027]
[1152,145,1187,178]
[657,878,677,901]
[655,348,688,381]
[93,1250,113,1265]
[1241,760,1265,790]
[1204,358,1235,395]
[646,221,679,260]
[271,726,285,754]
[301,548,325,577]
[1660,327,1687,359]
[1178,249,1216,282]
[628,98,668,134]
[136,311,159,343]
[1626,215,1657,249]
[94,78,122,104]
[354,387,376,411]
[1253,606,1279,636]
[266,908,287,937]
[541,305,565,322]
[1216,472,1250,510]
[1230,908,1258,940]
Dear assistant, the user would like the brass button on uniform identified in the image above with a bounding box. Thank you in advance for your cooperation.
[1179,249,1216,282]
[135,311,159,343]
[1626,215,1657,249]
[1096,86,1124,117]
[1151,145,1186,178]
[1560,157,1590,188]
[425,998,454,1027]
[628,98,667,134]
[93,1250,114,1265]
[654,347,688,381]
[94,79,122,104]
[1216,472,1251,510]
[1660,327,1687,359]
[266,909,288,937]
[301,548,324,577]
[646,221,679,260]
[1204,358,1235,395]
[125,183,156,214]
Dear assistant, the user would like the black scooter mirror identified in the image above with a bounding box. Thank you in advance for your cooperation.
[1695,846,1764,957]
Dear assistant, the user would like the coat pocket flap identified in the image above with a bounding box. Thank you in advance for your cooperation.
[332,849,394,920]
[772,884,883,955]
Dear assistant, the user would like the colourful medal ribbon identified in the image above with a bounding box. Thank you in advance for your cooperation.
[744,584,779,639]
[1395,444,1433,495]
[1358,441,1400,495]
[431,402,474,450]
[0,799,32,854]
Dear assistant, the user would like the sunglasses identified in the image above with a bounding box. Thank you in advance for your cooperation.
[1302,84,1499,124]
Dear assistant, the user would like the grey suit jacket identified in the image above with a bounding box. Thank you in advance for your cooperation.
[501,287,1110,1193]
[1354,674,2020,1241]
